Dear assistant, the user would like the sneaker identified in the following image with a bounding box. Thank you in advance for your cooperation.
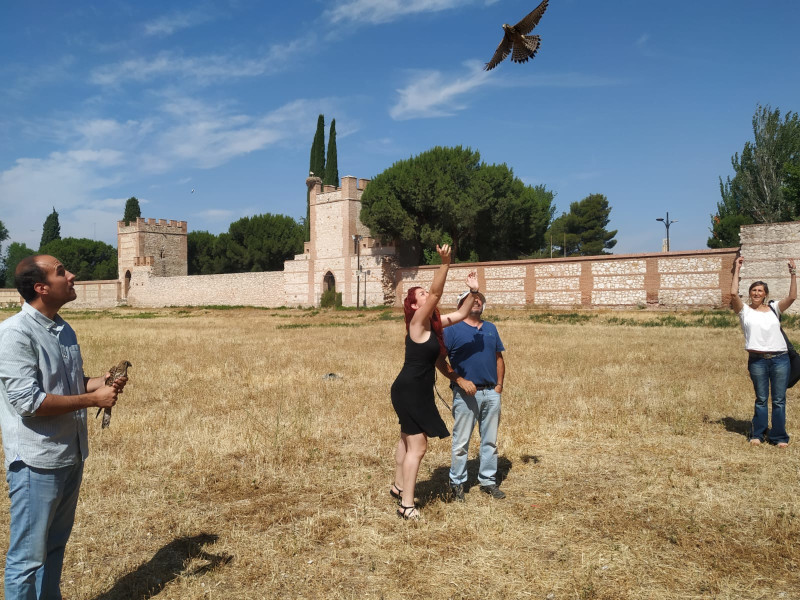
[750,439,762,446]
[450,483,465,502]
[480,484,506,499]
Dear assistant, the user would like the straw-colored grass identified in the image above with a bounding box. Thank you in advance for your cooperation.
[0,306,798,599]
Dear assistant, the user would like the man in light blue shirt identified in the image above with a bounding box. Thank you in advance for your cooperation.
[0,255,126,599]
[437,290,506,501]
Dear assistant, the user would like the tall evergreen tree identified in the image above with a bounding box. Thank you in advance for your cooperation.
[306,115,326,242]
[310,114,326,179]
[40,208,61,249]
[123,197,142,225]
[324,119,339,187]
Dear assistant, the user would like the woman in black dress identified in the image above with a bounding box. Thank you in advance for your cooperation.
[390,244,480,519]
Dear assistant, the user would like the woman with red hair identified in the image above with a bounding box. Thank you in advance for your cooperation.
[390,244,480,520]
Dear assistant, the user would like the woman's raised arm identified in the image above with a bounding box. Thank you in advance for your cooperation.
[778,258,797,313]
[731,255,744,314]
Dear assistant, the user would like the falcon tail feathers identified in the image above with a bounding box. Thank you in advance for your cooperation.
[512,35,540,64]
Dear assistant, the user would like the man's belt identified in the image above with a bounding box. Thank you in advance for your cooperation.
[474,384,496,390]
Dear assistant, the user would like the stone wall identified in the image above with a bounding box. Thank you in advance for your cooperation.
[738,221,800,313]
[396,248,738,309]
[126,268,286,308]
[71,280,121,308]
[0,289,21,307]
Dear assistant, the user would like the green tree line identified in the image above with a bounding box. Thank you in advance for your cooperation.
[187,213,305,275]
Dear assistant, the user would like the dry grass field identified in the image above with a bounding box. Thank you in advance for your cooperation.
[0,305,799,600]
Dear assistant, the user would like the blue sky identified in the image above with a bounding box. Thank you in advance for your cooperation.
[1,0,799,256]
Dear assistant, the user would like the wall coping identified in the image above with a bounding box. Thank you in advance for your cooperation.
[399,247,739,272]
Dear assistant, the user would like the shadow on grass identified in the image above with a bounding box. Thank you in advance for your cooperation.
[416,456,514,506]
[714,416,751,438]
[91,533,232,600]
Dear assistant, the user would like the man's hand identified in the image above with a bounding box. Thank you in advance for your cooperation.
[109,375,128,393]
[494,383,503,394]
[92,385,118,409]
[456,377,477,396]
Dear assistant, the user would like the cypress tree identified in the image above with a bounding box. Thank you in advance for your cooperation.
[123,197,142,225]
[40,207,61,249]
[310,115,326,181]
[324,119,339,187]
[307,115,326,242]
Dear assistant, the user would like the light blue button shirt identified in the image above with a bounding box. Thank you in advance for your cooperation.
[0,303,88,469]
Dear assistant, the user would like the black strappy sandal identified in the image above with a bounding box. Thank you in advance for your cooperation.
[397,504,419,520]
[390,483,403,502]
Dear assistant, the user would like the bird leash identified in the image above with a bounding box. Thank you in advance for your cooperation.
[433,370,452,413]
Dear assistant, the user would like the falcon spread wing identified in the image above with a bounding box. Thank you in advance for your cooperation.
[484,0,549,71]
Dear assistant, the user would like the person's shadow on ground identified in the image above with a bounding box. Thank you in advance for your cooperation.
[416,455,514,506]
[713,416,751,438]
[91,533,233,600]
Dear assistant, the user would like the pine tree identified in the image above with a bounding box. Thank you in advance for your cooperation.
[40,207,61,249]
[123,197,142,225]
[324,119,339,187]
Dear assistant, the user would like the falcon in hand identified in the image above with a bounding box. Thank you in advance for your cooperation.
[485,0,549,71]
[97,360,131,429]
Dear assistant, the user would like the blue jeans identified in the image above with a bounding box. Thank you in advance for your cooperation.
[5,461,84,600]
[449,388,501,486]
[748,353,790,444]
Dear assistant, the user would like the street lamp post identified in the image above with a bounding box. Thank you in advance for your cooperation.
[656,212,678,252]
[363,269,370,307]
[352,234,362,307]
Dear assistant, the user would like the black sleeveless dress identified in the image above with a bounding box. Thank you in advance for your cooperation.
[390,332,450,438]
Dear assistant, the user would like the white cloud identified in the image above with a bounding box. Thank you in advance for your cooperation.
[636,33,650,47]
[0,151,126,248]
[390,61,490,120]
[0,95,345,247]
[143,9,215,37]
[390,63,623,121]
[324,0,494,25]
[89,40,306,87]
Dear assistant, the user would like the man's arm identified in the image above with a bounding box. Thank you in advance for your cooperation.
[495,352,505,394]
[435,355,477,396]
[35,386,118,417]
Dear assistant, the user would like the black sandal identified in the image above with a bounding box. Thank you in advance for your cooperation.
[390,483,403,502]
[397,504,419,520]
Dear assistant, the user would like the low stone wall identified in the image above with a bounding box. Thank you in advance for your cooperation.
[0,289,21,307]
[126,269,286,308]
[71,280,120,308]
[395,249,739,309]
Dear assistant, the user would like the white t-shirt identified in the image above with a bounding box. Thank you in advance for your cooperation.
[738,302,787,352]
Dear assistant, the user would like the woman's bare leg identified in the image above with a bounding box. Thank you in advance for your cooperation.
[400,432,427,510]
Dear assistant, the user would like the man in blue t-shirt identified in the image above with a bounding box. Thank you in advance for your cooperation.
[436,289,506,501]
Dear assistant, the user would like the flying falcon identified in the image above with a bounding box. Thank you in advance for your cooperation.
[485,0,549,71]
[96,360,132,429]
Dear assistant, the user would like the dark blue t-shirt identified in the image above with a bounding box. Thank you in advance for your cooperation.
[442,320,505,386]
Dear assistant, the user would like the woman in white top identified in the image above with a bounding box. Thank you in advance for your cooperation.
[731,256,797,446]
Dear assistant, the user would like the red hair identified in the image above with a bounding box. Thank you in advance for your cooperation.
[404,287,446,357]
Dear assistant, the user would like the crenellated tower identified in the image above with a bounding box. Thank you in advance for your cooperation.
[117,217,188,299]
